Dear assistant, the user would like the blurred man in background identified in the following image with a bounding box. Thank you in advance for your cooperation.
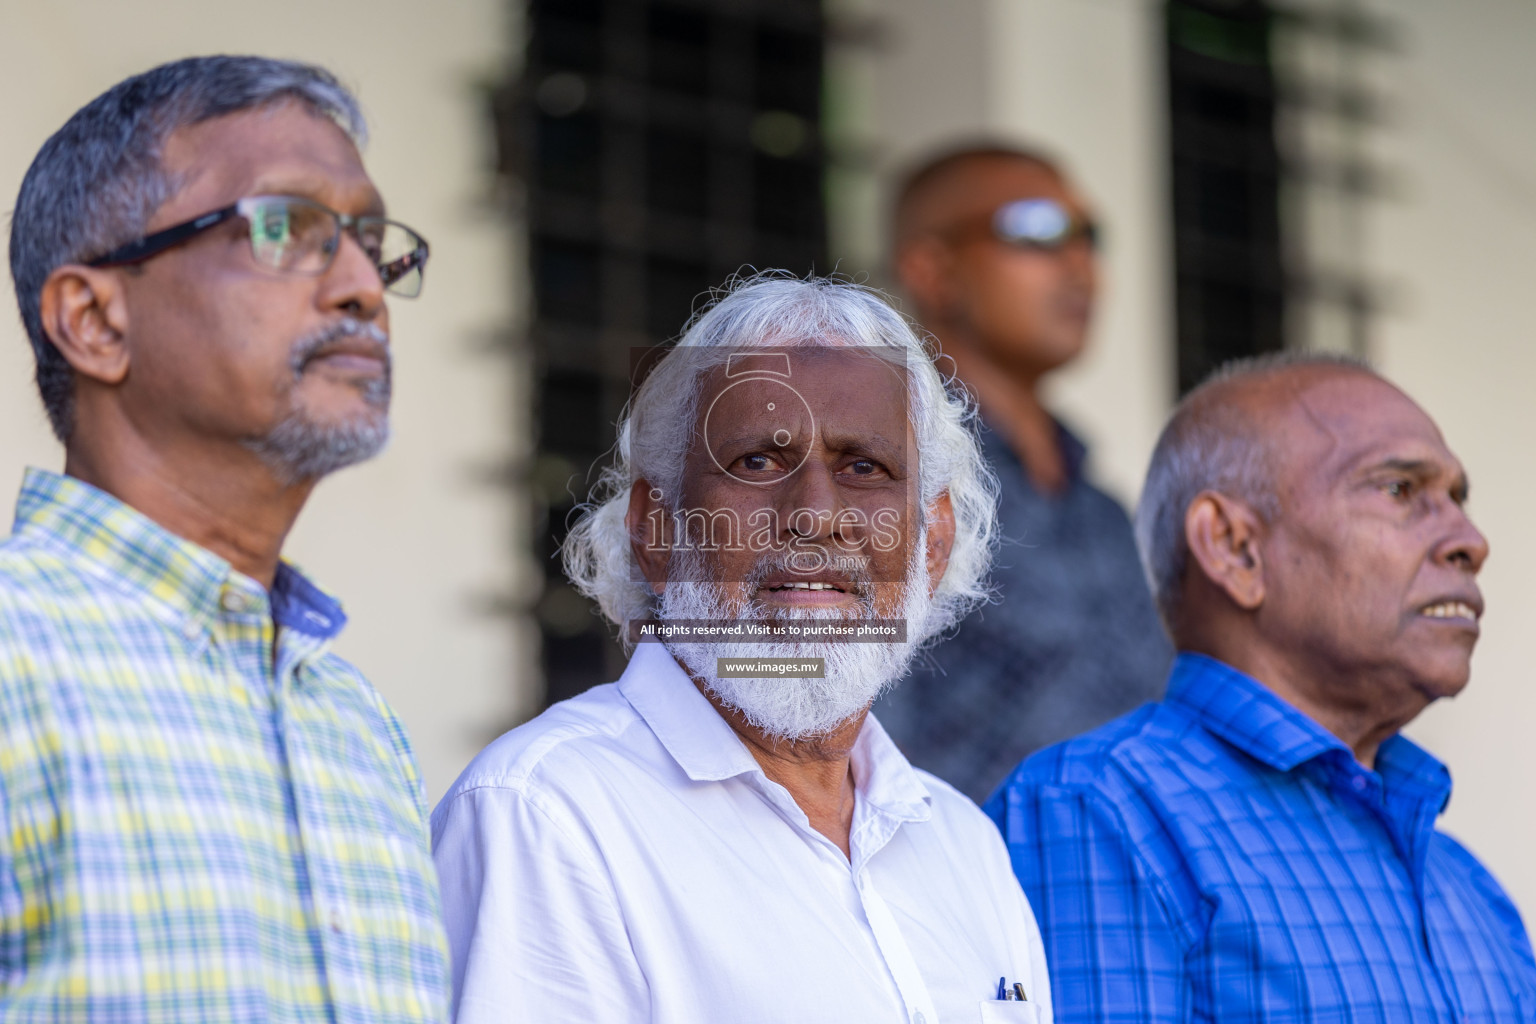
[1,56,445,1019]
[875,143,1172,801]
[990,355,1536,1022]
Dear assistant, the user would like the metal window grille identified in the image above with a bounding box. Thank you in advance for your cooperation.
[503,0,830,706]
[1167,0,1395,394]
[1166,0,1288,394]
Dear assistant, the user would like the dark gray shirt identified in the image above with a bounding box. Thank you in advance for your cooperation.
[876,419,1173,802]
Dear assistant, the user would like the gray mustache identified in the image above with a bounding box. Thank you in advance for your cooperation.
[289,318,391,375]
[743,550,874,596]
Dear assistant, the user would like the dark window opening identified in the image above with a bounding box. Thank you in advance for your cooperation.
[1166,0,1286,394]
[511,0,829,707]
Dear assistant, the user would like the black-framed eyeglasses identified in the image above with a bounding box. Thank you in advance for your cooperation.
[87,195,431,298]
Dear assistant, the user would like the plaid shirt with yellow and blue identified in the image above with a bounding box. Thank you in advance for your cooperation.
[0,468,449,1022]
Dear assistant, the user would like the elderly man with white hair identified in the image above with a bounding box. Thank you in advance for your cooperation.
[431,276,1053,1023]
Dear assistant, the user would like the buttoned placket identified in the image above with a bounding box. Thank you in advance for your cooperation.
[211,578,353,1017]
[855,867,939,1024]
[271,623,356,1020]
[207,576,280,706]
[744,771,939,1024]
[1318,753,1466,1023]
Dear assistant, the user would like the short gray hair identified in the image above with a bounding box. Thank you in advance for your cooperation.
[562,273,1000,648]
[1134,350,1375,630]
[9,55,366,441]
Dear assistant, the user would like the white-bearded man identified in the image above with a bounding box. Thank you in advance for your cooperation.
[431,276,1054,1023]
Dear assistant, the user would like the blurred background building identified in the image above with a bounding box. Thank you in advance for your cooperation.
[2,0,1533,915]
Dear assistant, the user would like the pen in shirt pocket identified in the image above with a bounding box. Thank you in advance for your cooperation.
[995,977,1028,1001]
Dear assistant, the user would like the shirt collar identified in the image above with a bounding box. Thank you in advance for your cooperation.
[618,642,933,820]
[1165,652,1348,772]
[1374,732,1453,813]
[849,712,933,822]
[12,467,346,640]
[1166,653,1453,807]
[618,642,763,782]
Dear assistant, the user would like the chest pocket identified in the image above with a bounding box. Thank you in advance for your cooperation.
[978,1001,1041,1023]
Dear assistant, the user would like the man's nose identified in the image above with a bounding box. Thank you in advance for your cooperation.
[776,459,842,538]
[1439,504,1490,575]
[320,231,387,321]
[1059,236,1097,284]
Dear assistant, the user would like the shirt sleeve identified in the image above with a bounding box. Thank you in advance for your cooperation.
[431,783,651,1023]
[0,750,13,991]
[985,779,1194,1024]
[1434,832,1536,973]
[0,614,47,997]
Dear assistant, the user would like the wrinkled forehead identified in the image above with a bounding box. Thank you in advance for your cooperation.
[1266,371,1459,487]
[688,346,913,436]
[158,99,379,216]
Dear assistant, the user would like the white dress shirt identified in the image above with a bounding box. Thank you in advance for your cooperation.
[431,641,1053,1024]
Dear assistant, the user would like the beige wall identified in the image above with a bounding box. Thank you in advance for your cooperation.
[987,0,1174,504]
[1373,0,1536,918]
[0,0,533,803]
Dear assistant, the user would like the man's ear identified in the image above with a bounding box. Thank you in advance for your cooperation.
[923,491,956,596]
[626,479,672,596]
[38,264,131,385]
[1184,490,1266,611]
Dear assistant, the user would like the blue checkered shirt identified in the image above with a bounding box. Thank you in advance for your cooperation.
[985,653,1536,1022]
[0,469,449,1022]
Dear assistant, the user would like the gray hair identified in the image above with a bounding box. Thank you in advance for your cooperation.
[1134,350,1376,631]
[562,273,1000,648]
[9,55,366,442]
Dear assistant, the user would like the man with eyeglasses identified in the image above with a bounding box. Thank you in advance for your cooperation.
[873,144,1172,802]
[1,56,446,1020]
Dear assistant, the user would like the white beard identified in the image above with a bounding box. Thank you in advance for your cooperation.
[658,543,934,741]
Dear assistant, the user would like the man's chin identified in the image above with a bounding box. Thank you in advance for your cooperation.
[243,411,391,483]
[295,381,391,417]
[1420,665,1473,703]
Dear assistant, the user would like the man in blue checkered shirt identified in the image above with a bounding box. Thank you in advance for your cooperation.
[1,58,448,1020]
[987,354,1536,1021]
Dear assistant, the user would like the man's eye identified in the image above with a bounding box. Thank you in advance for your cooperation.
[848,460,879,476]
[1385,479,1413,499]
[357,227,386,263]
[739,454,774,472]
[259,217,288,242]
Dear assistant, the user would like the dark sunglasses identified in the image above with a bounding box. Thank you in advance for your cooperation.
[989,198,1100,251]
[87,195,430,298]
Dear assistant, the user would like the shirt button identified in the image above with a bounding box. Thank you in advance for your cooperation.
[1351,776,1368,792]
[329,909,343,933]
[913,1013,926,1024]
[220,590,250,614]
